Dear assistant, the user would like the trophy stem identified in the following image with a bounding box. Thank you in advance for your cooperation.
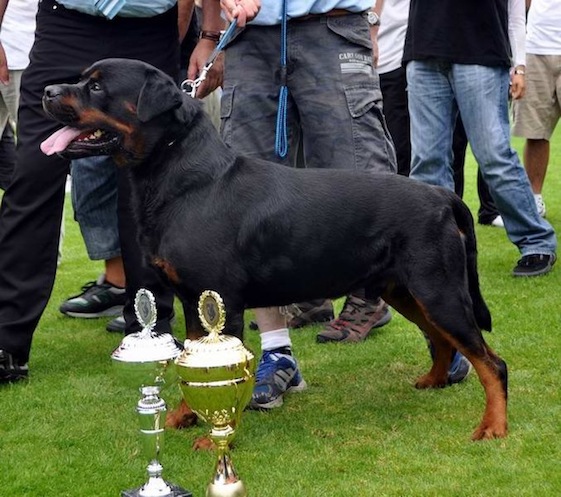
[206,426,247,497]
[135,386,173,497]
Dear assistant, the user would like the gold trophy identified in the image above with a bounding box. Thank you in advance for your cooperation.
[176,291,255,497]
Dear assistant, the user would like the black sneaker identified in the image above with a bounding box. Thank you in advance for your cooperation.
[106,315,126,333]
[0,349,29,384]
[60,274,126,318]
[512,254,556,277]
[106,312,176,333]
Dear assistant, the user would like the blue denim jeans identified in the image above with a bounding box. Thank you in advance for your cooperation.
[70,155,121,260]
[407,60,556,257]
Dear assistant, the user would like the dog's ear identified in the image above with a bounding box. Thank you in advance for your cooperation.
[137,69,183,122]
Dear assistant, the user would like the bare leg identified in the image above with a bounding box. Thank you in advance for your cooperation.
[104,255,125,288]
[523,138,550,194]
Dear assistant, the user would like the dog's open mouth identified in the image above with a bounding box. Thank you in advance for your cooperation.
[40,126,120,158]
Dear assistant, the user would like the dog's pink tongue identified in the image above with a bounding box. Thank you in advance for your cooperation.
[40,126,83,156]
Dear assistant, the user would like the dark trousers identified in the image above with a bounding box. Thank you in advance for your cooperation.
[0,126,16,190]
[380,67,411,176]
[380,66,499,221]
[0,0,180,361]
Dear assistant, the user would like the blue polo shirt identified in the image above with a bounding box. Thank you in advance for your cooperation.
[56,0,176,18]
[252,0,373,26]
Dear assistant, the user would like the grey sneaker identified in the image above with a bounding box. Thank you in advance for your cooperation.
[60,274,126,318]
[316,295,391,343]
[286,299,335,328]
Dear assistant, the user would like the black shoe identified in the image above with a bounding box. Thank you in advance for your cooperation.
[60,274,126,318]
[106,315,126,333]
[512,254,556,277]
[0,349,29,384]
[106,312,176,333]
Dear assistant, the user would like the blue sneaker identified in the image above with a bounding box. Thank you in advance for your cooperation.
[447,351,472,385]
[428,343,471,385]
[249,347,307,410]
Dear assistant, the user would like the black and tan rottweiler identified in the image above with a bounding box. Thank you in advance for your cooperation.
[41,58,507,440]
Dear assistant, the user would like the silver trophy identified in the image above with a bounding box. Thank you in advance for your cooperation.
[112,289,191,497]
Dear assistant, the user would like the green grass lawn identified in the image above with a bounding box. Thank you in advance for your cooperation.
[1,128,561,496]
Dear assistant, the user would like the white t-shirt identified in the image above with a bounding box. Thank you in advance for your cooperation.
[377,0,410,75]
[526,0,561,55]
[1,0,38,70]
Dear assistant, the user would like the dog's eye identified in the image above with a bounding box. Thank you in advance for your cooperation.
[89,81,102,92]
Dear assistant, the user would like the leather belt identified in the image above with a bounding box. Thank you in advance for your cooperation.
[292,9,358,22]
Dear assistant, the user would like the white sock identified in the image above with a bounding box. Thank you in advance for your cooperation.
[260,328,291,351]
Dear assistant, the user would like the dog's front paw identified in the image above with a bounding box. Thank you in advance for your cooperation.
[165,400,198,429]
[471,422,508,441]
[414,373,447,389]
[192,436,215,451]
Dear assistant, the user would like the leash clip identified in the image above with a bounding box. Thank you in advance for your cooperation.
[180,63,212,99]
[180,20,238,99]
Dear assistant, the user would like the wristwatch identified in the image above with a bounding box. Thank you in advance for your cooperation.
[366,10,381,26]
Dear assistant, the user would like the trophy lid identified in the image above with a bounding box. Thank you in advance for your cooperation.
[176,291,254,370]
[112,289,182,363]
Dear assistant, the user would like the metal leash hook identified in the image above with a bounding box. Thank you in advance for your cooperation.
[180,20,238,99]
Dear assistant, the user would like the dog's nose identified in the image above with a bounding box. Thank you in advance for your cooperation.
[43,85,64,101]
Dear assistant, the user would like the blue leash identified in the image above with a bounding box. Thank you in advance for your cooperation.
[180,20,238,98]
[274,0,289,158]
[182,12,289,159]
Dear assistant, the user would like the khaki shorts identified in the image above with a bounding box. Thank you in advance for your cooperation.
[512,53,561,140]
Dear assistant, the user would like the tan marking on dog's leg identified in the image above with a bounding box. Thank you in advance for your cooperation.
[467,353,508,440]
[384,286,508,440]
[152,256,180,284]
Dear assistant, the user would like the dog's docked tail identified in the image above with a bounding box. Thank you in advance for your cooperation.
[451,195,492,332]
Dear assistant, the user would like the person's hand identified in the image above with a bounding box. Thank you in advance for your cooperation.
[510,72,525,100]
[370,28,380,67]
[186,39,224,99]
[220,0,260,27]
[0,43,9,85]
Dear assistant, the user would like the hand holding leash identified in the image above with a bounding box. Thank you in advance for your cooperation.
[181,20,237,99]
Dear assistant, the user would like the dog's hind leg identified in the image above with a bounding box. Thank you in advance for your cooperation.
[383,284,508,440]
[382,285,453,388]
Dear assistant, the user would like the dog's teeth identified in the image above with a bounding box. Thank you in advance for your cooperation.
[94,130,103,138]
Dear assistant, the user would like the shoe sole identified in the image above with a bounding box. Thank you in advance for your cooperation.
[0,373,28,384]
[512,263,555,277]
[61,305,124,318]
[249,378,307,410]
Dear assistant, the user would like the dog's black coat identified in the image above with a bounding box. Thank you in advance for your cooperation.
[42,58,508,440]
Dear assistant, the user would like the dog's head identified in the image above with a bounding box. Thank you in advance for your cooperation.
[41,58,196,165]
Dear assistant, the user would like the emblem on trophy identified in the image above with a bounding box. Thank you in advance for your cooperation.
[176,290,255,497]
[112,289,191,497]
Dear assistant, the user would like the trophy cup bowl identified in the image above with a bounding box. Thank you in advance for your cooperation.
[175,291,255,497]
[112,289,191,497]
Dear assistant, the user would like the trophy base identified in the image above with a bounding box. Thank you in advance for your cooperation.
[122,484,192,497]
